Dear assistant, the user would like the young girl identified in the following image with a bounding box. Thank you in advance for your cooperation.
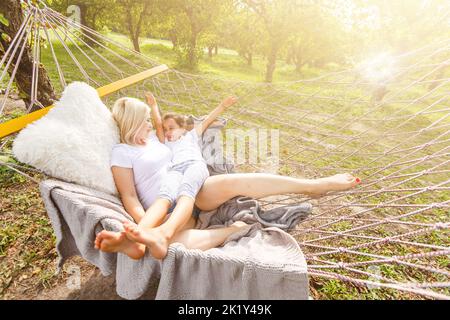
[122,94,240,259]
[158,96,237,212]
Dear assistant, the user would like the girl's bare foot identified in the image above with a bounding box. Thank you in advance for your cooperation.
[123,221,170,260]
[94,230,145,260]
[306,173,361,198]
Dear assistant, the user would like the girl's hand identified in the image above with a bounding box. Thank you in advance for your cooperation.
[145,92,157,107]
[220,96,238,109]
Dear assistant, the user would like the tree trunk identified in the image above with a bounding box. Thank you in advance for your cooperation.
[294,53,303,73]
[77,3,95,46]
[131,34,141,52]
[184,6,199,70]
[214,44,218,55]
[187,32,198,69]
[245,52,252,66]
[169,29,178,51]
[125,4,143,53]
[286,46,293,65]
[0,0,56,112]
[265,45,278,83]
[208,46,213,59]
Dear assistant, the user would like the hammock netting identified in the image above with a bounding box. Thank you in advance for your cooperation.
[0,1,449,299]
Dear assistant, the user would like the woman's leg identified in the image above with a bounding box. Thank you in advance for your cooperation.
[195,173,360,211]
[169,221,249,251]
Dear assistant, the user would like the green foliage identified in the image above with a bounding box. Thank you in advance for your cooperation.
[0,13,9,27]
[1,32,11,42]
[37,0,450,81]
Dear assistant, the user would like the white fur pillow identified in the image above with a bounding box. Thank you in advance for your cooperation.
[12,82,119,195]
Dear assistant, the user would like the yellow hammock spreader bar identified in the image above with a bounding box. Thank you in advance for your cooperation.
[0,64,169,139]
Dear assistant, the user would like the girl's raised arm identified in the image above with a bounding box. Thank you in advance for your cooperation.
[196,96,238,135]
[145,92,165,143]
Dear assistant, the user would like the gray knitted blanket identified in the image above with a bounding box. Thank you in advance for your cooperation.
[40,178,311,300]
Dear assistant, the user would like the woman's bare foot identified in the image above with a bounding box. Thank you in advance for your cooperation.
[123,221,170,260]
[94,230,145,260]
[221,221,252,244]
[306,173,361,198]
[230,220,249,229]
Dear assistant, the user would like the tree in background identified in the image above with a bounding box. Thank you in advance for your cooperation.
[100,0,163,53]
[203,1,235,60]
[203,27,220,59]
[165,0,232,70]
[226,4,263,66]
[9,0,450,83]
[0,0,56,112]
[242,0,304,83]
[285,3,348,73]
[116,0,150,53]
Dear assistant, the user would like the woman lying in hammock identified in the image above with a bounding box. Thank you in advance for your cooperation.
[94,93,361,260]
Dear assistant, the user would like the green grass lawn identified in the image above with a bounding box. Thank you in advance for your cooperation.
[1,31,449,300]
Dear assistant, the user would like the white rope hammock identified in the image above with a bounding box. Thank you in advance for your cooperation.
[0,1,449,299]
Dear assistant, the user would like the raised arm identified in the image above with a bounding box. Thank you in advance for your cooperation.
[145,92,165,143]
[196,96,238,136]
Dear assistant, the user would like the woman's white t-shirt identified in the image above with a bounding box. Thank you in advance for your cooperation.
[110,132,172,210]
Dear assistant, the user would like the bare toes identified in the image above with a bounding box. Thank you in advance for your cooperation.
[130,227,140,236]
[123,221,131,228]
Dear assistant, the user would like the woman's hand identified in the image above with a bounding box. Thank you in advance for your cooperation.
[220,96,238,109]
[145,92,157,107]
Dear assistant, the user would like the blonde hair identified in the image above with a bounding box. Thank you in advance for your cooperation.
[112,97,150,145]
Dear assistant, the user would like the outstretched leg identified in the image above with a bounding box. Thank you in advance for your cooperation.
[195,172,361,211]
